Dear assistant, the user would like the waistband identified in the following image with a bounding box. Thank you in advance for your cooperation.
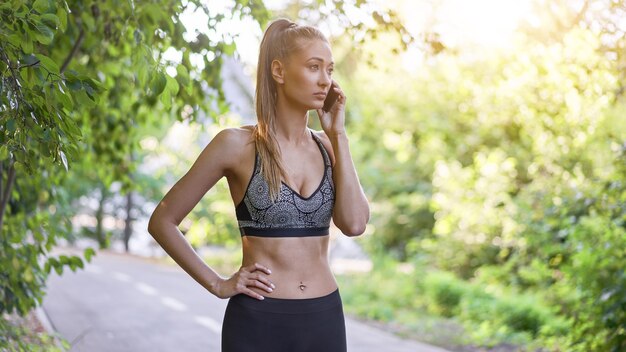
[239,226,329,237]
[229,288,341,314]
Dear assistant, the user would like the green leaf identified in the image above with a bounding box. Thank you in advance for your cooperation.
[83,83,96,101]
[57,7,67,31]
[35,54,60,74]
[21,32,33,53]
[56,112,81,138]
[66,76,82,91]
[53,262,63,275]
[176,64,190,87]
[57,88,74,110]
[150,71,167,96]
[84,247,96,262]
[86,78,105,93]
[74,89,96,107]
[68,256,79,271]
[7,118,16,133]
[41,13,60,28]
[137,62,149,87]
[160,86,171,110]
[33,0,49,13]
[0,145,8,160]
[34,23,54,44]
[6,34,21,47]
[71,256,84,269]
[165,74,179,96]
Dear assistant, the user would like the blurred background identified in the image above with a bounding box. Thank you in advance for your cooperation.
[2,0,625,351]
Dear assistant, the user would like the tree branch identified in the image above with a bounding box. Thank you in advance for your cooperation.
[0,161,16,231]
[60,29,85,74]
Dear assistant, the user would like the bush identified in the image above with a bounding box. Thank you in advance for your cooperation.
[424,272,466,317]
[494,297,548,336]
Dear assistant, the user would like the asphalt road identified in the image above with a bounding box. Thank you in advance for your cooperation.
[42,248,451,352]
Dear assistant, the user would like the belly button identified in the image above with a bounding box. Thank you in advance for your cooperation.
[299,281,306,291]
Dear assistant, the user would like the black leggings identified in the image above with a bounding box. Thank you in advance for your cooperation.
[221,288,347,352]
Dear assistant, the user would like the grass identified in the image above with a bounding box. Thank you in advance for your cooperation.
[0,311,69,351]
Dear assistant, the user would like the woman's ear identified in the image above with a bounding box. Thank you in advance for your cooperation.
[271,59,285,84]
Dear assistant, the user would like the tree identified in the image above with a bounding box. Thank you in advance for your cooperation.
[0,0,272,320]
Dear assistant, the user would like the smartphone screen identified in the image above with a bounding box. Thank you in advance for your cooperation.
[322,83,339,113]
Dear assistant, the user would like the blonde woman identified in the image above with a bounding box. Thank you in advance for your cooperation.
[148,18,369,351]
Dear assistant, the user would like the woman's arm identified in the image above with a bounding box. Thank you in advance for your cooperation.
[317,82,370,237]
[147,128,273,300]
[326,131,370,236]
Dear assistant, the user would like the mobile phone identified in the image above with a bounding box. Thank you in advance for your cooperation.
[322,82,339,113]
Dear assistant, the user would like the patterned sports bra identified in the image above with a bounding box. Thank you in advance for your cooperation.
[235,130,335,237]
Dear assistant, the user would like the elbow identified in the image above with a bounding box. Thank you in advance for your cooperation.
[341,223,367,237]
[147,215,159,237]
[338,207,370,237]
[147,209,179,238]
[147,211,167,237]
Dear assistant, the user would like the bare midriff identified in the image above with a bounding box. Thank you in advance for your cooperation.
[241,234,338,299]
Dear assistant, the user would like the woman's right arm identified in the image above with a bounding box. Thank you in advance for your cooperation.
[147,128,273,300]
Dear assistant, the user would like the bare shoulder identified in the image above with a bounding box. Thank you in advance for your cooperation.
[191,125,255,178]
[311,129,336,167]
[210,125,254,157]
[214,125,254,143]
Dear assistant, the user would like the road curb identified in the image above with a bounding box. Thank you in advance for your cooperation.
[35,305,55,334]
[35,305,68,350]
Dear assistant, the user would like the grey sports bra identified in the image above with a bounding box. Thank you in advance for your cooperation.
[235,130,335,237]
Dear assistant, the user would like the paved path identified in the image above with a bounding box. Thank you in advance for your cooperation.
[42,248,451,352]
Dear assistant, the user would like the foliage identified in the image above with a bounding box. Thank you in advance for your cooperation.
[341,14,625,351]
[0,312,69,351]
[336,256,564,350]
[528,144,626,351]
[0,0,269,322]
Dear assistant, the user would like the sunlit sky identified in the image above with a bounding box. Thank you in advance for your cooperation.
[402,0,534,47]
[176,0,537,71]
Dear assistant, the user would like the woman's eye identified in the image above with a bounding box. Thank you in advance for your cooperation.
[309,65,319,70]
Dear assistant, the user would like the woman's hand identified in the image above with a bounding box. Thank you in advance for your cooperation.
[316,81,347,137]
[212,263,275,300]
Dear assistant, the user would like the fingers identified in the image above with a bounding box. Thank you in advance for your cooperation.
[238,262,274,300]
[246,277,274,294]
[243,262,271,275]
[330,81,345,100]
[334,86,346,103]
[241,287,266,300]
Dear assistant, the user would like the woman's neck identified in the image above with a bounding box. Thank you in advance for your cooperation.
[273,99,310,146]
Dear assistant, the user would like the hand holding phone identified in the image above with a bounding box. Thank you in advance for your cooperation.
[322,82,339,113]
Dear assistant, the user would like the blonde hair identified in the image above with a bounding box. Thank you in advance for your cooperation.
[253,18,328,202]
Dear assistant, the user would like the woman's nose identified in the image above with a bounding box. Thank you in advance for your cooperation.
[320,72,331,87]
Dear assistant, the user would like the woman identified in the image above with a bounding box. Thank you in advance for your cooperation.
[148,18,370,352]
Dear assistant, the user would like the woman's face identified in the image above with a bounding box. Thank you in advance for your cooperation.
[279,39,334,111]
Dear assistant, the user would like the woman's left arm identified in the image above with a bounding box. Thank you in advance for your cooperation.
[327,131,370,236]
[317,82,370,236]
